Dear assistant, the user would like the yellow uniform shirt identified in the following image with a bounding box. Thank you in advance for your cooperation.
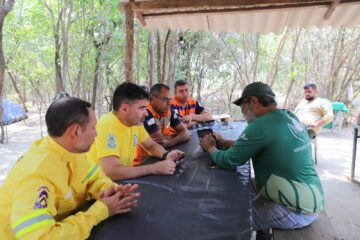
[0,136,114,240]
[87,112,149,166]
[294,97,334,134]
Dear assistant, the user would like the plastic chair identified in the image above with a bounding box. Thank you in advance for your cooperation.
[331,111,344,132]
[307,128,318,165]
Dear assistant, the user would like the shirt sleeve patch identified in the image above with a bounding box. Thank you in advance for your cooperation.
[33,186,50,209]
[107,134,116,148]
[147,117,156,126]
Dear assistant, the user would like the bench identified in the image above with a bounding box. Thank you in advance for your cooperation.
[273,211,341,240]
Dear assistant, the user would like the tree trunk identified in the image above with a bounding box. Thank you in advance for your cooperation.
[161,29,171,83]
[61,0,73,92]
[268,28,291,87]
[196,68,204,103]
[156,30,162,83]
[75,36,87,97]
[283,29,302,108]
[167,30,178,90]
[105,63,113,111]
[135,25,140,84]
[253,34,260,82]
[124,3,134,82]
[92,48,101,110]
[147,30,154,88]
[7,71,27,112]
[54,31,63,93]
[0,0,16,144]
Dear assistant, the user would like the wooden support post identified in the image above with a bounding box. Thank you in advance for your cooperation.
[324,0,340,20]
[125,3,134,82]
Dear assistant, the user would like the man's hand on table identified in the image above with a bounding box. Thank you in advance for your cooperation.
[199,134,217,154]
[152,135,172,148]
[166,150,184,161]
[151,159,177,175]
[99,184,140,216]
[182,113,194,123]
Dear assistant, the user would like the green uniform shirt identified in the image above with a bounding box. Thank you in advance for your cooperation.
[211,109,324,213]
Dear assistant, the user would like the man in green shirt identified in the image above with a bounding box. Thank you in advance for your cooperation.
[200,82,324,240]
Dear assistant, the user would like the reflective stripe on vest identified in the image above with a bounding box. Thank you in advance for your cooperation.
[82,163,100,183]
[12,209,55,238]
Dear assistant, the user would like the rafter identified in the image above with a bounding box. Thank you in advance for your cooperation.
[119,0,359,12]
[324,0,341,20]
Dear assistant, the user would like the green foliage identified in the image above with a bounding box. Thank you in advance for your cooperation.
[3,1,360,114]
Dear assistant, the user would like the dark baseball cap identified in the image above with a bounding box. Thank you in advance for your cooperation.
[233,82,275,106]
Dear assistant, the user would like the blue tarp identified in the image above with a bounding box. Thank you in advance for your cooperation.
[1,99,27,125]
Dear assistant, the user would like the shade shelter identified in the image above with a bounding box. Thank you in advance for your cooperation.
[119,0,360,81]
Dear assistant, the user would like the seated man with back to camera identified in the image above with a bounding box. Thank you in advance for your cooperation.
[171,80,213,127]
[200,82,324,240]
[0,97,140,240]
[135,84,191,163]
[87,82,184,181]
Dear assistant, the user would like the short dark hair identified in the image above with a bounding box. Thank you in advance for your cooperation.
[113,82,150,111]
[174,80,188,91]
[242,96,277,107]
[256,96,277,107]
[46,97,91,137]
[304,83,317,90]
[150,83,170,97]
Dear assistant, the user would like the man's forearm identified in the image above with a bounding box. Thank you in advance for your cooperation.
[107,165,157,180]
[219,139,235,148]
[192,111,213,122]
[167,131,191,147]
[146,141,167,158]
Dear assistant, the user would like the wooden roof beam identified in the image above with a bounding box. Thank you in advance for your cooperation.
[135,11,147,26]
[324,0,341,20]
[120,0,334,12]
[120,0,147,27]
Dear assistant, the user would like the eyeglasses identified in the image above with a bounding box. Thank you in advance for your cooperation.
[155,96,172,103]
[240,98,250,111]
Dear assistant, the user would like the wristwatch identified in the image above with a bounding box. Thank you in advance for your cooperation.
[162,151,169,160]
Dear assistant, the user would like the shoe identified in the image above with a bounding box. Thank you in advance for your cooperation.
[307,128,317,140]
[256,230,273,240]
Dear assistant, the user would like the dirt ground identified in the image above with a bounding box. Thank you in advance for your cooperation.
[1,110,360,240]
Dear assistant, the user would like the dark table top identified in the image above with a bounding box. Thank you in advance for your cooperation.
[89,121,252,240]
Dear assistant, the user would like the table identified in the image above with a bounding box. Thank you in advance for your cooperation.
[351,123,360,184]
[89,122,252,240]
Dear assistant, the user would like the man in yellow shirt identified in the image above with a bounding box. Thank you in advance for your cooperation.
[88,82,184,181]
[0,97,140,240]
[294,83,333,134]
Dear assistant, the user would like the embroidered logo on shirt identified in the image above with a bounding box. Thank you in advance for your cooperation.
[174,112,179,119]
[33,186,50,209]
[147,118,156,126]
[285,114,306,143]
[133,135,139,146]
[65,191,72,199]
[240,133,248,140]
[107,134,116,148]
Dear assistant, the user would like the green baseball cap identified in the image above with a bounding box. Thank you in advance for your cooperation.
[233,82,275,106]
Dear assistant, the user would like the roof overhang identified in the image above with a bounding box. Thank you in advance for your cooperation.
[120,0,360,34]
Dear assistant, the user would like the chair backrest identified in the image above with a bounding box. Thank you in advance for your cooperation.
[332,111,344,131]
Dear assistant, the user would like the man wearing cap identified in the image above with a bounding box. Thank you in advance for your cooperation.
[294,83,333,134]
[199,82,324,240]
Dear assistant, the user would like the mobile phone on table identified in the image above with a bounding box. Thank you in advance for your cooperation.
[197,128,213,139]
[173,153,185,163]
